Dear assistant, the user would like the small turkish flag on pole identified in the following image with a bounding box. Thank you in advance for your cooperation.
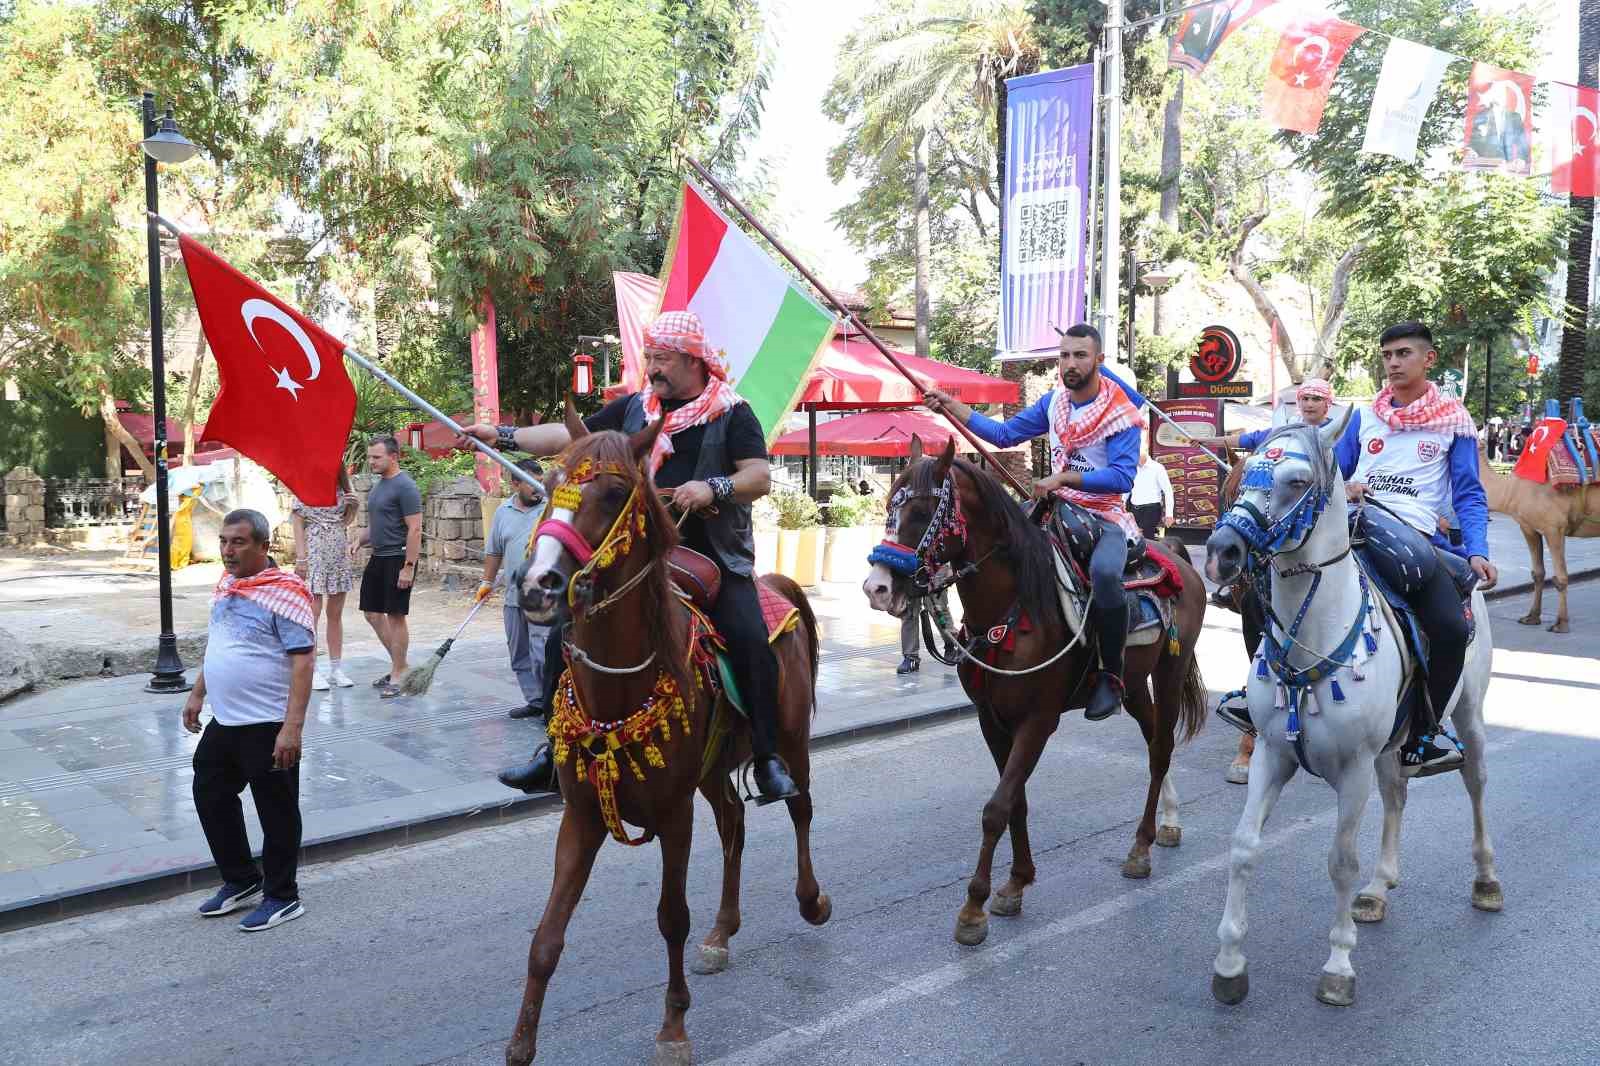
[179,235,357,506]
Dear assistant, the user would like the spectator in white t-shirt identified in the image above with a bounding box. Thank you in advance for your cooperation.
[183,509,315,933]
[1129,440,1175,541]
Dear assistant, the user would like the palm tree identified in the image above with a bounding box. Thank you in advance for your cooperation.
[828,1,1040,358]
[1557,0,1600,409]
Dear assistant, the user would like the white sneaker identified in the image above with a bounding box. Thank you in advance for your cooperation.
[330,666,354,688]
[311,668,330,691]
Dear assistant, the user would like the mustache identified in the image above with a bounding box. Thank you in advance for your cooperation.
[649,373,668,385]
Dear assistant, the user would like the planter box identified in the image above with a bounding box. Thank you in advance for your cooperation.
[776,526,824,587]
[822,524,877,584]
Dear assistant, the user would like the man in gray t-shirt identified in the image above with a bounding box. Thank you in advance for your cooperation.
[480,458,553,719]
[352,436,422,697]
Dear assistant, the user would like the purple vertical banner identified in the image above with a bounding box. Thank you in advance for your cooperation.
[1000,64,1094,358]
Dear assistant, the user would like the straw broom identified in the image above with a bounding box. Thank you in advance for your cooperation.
[398,587,492,696]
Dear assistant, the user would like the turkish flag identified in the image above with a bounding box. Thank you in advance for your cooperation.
[179,235,357,506]
[1548,81,1600,197]
[1515,417,1566,484]
[1261,16,1365,134]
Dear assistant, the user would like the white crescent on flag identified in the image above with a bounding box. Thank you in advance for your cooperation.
[241,297,322,400]
[1293,34,1330,67]
[1575,106,1599,150]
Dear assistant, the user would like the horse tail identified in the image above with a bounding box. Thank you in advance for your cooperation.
[1177,652,1208,745]
[762,572,821,702]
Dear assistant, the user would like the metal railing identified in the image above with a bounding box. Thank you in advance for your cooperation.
[44,477,147,527]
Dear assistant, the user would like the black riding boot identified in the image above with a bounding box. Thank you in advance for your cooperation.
[497,723,558,794]
[1402,664,1466,778]
[1084,601,1129,721]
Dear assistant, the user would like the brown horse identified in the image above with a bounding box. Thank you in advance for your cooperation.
[862,437,1208,946]
[505,421,830,1066]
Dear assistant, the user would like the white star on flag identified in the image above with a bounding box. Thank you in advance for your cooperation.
[272,366,305,399]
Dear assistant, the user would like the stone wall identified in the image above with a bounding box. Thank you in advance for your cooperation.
[341,473,487,585]
[2,467,47,547]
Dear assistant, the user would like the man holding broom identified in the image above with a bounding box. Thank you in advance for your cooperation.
[455,310,800,805]
[481,459,553,720]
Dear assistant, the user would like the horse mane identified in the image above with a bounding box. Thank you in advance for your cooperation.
[910,456,1061,629]
[558,431,691,696]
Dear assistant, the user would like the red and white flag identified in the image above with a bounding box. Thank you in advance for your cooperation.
[1462,62,1534,174]
[179,235,357,506]
[1545,81,1600,196]
[468,295,500,495]
[1168,0,1279,75]
[1261,16,1365,134]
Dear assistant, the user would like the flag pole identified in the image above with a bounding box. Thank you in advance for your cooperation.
[683,158,1031,499]
[146,211,541,492]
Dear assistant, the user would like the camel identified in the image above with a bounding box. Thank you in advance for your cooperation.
[1478,442,1600,633]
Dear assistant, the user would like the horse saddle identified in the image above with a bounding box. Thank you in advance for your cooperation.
[1043,513,1185,651]
[669,546,799,719]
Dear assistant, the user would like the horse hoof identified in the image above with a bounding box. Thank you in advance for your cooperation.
[1121,854,1152,879]
[1472,879,1504,912]
[804,893,832,927]
[1352,894,1388,924]
[989,892,1023,917]
[1155,825,1182,848]
[1225,760,1249,785]
[1315,972,1356,1007]
[1211,968,1248,1005]
[691,944,730,975]
[653,1040,693,1066]
[954,915,989,946]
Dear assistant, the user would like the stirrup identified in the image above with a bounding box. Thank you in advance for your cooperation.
[1215,689,1256,736]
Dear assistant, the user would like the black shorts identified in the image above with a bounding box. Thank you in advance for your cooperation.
[359,555,413,616]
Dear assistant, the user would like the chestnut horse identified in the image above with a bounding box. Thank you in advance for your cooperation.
[863,438,1208,946]
[505,422,830,1066]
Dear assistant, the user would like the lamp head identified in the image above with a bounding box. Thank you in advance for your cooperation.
[141,109,197,164]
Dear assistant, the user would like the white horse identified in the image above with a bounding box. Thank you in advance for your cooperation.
[1202,411,1501,1008]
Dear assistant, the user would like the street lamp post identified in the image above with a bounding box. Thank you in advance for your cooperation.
[139,92,197,694]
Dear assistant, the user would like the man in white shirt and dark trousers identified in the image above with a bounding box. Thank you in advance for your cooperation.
[481,459,553,719]
[1129,439,1175,540]
[185,509,316,932]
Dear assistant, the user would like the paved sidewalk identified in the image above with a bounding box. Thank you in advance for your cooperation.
[0,581,967,927]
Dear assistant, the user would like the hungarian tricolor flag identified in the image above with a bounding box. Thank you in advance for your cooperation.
[657,182,836,442]
[1547,81,1600,197]
[1261,16,1365,134]
[179,236,357,506]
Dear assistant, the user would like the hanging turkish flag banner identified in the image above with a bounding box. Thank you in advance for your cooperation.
[469,295,501,495]
[179,235,357,506]
[1547,81,1600,197]
[1462,62,1534,174]
[1261,16,1366,134]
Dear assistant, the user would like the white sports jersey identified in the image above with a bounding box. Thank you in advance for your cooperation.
[1353,406,1455,537]
[1049,413,1108,479]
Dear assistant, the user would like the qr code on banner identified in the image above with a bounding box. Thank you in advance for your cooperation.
[1007,187,1081,277]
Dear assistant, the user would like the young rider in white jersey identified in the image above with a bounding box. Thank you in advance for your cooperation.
[923,323,1145,723]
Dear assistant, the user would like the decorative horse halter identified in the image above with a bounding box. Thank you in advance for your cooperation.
[1215,424,1374,746]
[868,475,970,596]
[532,456,650,620]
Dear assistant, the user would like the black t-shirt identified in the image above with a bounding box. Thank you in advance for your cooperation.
[584,393,767,557]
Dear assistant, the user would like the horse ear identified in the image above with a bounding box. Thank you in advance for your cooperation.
[909,434,924,463]
[564,393,589,440]
[629,417,665,465]
[933,436,956,479]
[1320,403,1353,451]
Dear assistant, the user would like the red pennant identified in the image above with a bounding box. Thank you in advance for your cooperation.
[1549,82,1600,197]
[179,235,357,506]
[1262,17,1366,134]
[1462,62,1534,174]
[1169,0,1279,74]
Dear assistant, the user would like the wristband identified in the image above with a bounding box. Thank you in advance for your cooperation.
[709,476,735,502]
[495,425,519,451]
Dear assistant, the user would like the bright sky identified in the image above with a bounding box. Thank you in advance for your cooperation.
[750,0,1582,293]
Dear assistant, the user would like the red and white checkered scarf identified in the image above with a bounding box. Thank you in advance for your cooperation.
[1048,374,1144,535]
[214,566,315,631]
[1371,382,1476,438]
[640,310,745,473]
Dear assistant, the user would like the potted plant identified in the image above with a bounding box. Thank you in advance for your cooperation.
[821,487,879,583]
[771,489,822,586]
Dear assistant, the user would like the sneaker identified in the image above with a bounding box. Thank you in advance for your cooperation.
[896,656,919,675]
[508,701,546,720]
[311,668,330,692]
[330,666,354,688]
[1401,732,1464,778]
[378,681,404,699]
[239,896,305,932]
[197,879,262,917]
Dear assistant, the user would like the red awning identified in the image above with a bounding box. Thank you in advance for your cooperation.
[770,410,1022,458]
[116,412,231,455]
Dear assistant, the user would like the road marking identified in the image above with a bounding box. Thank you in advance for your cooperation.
[702,731,1531,1066]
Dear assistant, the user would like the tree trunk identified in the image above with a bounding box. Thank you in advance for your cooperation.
[181,332,208,465]
[1557,0,1600,408]
[1309,242,1367,379]
[99,385,156,480]
[1228,212,1302,380]
[1159,76,1183,229]
[913,128,932,359]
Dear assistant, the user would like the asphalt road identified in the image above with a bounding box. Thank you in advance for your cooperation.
[5,585,1599,1066]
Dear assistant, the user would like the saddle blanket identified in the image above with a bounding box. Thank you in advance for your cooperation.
[1544,426,1600,488]
[757,579,800,643]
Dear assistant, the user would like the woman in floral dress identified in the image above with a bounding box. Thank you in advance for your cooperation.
[291,469,359,690]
